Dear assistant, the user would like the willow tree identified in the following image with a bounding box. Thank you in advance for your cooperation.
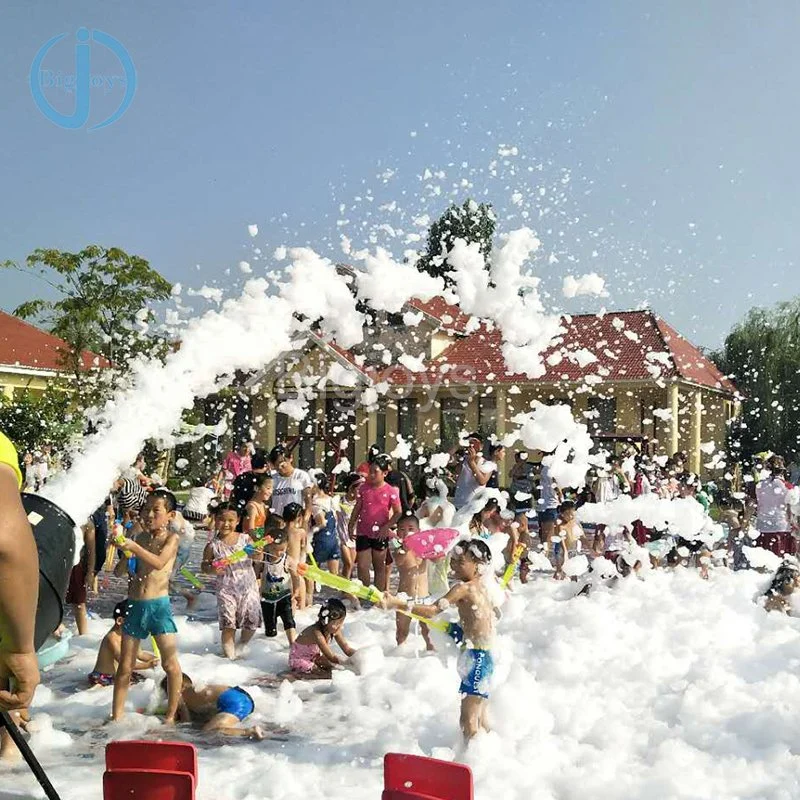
[712,298,800,460]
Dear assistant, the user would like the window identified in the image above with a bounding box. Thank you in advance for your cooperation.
[440,397,466,451]
[587,397,617,435]
[298,399,317,469]
[375,408,387,453]
[477,393,497,438]
[325,396,356,472]
[398,398,418,444]
[275,409,289,446]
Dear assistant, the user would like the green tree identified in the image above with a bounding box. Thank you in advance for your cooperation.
[418,199,496,284]
[0,386,82,454]
[711,297,800,461]
[2,245,172,398]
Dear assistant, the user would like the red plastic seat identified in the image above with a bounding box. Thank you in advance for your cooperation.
[103,768,194,800]
[383,753,473,800]
[105,740,198,781]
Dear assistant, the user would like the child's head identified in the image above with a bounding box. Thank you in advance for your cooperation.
[113,599,131,627]
[254,472,274,500]
[768,559,800,597]
[318,598,347,634]
[558,500,576,523]
[368,454,391,485]
[160,673,193,694]
[396,511,420,538]
[314,472,331,494]
[213,501,240,533]
[451,538,492,579]
[142,490,177,531]
[270,445,294,477]
[282,502,305,526]
[344,472,363,498]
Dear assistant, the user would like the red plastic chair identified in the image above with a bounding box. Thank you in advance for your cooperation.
[103,769,194,800]
[105,740,198,782]
[383,753,473,800]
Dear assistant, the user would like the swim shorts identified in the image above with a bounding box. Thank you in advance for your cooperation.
[313,532,342,564]
[261,595,296,637]
[216,686,255,721]
[458,648,494,698]
[88,671,114,687]
[356,535,389,552]
[537,508,559,525]
[122,596,178,640]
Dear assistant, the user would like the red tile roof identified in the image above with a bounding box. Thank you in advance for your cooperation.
[406,297,473,332]
[395,309,737,394]
[0,311,107,373]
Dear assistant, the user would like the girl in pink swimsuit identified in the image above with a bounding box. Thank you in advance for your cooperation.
[288,599,356,678]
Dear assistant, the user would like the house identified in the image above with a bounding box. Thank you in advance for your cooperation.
[244,298,739,479]
[0,310,106,399]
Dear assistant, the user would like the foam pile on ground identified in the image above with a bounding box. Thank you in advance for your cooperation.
[7,570,800,799]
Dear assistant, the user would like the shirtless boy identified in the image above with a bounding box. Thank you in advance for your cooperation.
[393,514,434,650]
[166,673,264,739]
[112,489,182,723]
[89,600,158,686]
[384,538,498,742]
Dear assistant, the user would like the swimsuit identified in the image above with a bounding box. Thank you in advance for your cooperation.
[458,648,494,699]
[211,535,263,632]
[289,641,322,674]
[123,597,178,640]
[216,686,255,721]
[312,498,342,563]
[88,671,114,687]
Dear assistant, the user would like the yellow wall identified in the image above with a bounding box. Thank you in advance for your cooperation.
[0,370,53,400]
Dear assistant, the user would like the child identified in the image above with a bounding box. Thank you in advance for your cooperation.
[336,473,362,580]
[348,454,402,593]
[283,502,310,610]
[89,600,159,686]
[201,502,263,659]
[65,517,97,635]
[112,489,182,723]
[169,509,200,609]
[393,513,434,650]
[311,473,341,576]
[260,526,298,645]
[288,599,356,679]
[165,674,264,739]
[552,501,584,580]
[762,559,800,614]
[243,473,274,539]
[384,538,498,743]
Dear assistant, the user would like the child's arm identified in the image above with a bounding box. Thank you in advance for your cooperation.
[113,552,130,578]
[313,627,343,665]
[347,497,363,538]
[333,630,356,658]
[200,542,217,575]
[124,534,179,571]
[378,496,403,538]
[385,583,466,617]
[135,652,158,669]
[83,520,97,589]
[243,503,257,535]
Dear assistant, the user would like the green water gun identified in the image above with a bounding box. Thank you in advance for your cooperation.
[296,562,383,604]
[179,566,203,590]
[501,543,526,589]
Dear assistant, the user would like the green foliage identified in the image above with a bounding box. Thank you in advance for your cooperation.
[711,297,800,461]
[418,199,496,283]
[3,246,171,386]
[0,386,82,453]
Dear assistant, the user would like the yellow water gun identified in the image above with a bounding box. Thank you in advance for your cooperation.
[501,543,526,589]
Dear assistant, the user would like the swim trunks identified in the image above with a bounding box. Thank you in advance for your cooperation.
[458,648,494,699]
[122,596,178,640]
[216,686,255,721]
[88,671,114,687]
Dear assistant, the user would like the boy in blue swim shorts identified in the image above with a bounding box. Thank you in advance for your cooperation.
[112,490,183,724]
[385,537,498,744]
[165,674,265,739]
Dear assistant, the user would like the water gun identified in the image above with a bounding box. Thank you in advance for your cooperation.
[150,635,160,660]
[295,562,383,604]
[212,535,274,570]
[179,566,203,590]
[398,608,464,645]
[296,563,464,644]
[501,543,526,589]
[113,521,132,558]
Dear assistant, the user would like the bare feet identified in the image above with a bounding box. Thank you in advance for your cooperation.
[250,726,265,740]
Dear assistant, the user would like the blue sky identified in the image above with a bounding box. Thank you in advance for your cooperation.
[0,1,796,348]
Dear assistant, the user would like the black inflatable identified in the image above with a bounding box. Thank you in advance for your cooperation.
[20,492,76,650]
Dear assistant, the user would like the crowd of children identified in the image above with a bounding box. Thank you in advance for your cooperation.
[10,437,798,761]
